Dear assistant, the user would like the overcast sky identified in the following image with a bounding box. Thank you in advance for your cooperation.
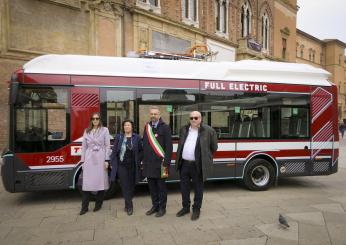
[297,0,346,44]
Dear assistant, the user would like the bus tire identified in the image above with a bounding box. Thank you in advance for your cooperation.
[243,158,275,191]
[104,181,119,200]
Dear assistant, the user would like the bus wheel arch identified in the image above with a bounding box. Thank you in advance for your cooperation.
[243,155,277,191]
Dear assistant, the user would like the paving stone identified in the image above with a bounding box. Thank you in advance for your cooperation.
[323,211,346,224]
[94,226,137,242]
[286,212,325,226]
[137,222,175,234]
[325,222,346,245]
[172,230,220,245]
[50,230,94,243]
[265,237,297,245]
[1,217,43,228]
[213,225,264,241]
[311,203,346,213]
[122,236,144,245]
[220,236,267,245]
[140,231,176,245]
[40,215,78,227]
[298,223,331,245]
[0,224,12,239]
[328,196,346,204]
[256,222,298,242]
[21,208,75,219]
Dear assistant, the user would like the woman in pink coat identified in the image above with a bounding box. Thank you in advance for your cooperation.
[80,112,111,215]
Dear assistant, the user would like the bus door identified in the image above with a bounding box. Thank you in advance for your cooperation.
[199,89,237,179]
[310,86,336,174]
[70,87,100,142]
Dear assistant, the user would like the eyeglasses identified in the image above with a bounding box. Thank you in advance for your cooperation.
[190,117,200,120]
[92,117,100,121]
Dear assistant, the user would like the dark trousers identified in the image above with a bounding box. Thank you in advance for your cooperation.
[81,190,105,211]
[118,163,135,209]
[147,177,167,210]
[180,162,204,210]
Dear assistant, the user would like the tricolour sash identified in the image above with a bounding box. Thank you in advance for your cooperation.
[146,123,165,158]
[146,123,168,178]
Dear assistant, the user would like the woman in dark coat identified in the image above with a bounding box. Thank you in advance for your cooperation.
[110,119,143,215]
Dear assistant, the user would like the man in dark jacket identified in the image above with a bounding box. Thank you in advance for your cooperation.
[142,106,172,217]
[175,111,218,220]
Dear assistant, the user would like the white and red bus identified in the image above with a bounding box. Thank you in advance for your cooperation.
[1,55,339,197]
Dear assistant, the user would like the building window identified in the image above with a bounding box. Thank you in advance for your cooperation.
[215,0,228,35]
[139,0,159,6]
[312,51,315,62]
[300,45,304,58]
[241,1,252,37]
[261,12,269,51]
[282,38,287,60]
[182,0,199,27]
[137,0,161,13]
[320,52,323,64]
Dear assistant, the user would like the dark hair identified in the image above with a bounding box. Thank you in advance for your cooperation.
[122,119,135,133]
[86,112,103,133]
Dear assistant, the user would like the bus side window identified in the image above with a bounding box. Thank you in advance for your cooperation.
[280,107,309,138]
[137,88,197,138]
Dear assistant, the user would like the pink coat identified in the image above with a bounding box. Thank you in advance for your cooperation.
[81,127,110,191]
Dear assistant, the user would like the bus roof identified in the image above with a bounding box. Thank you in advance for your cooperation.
[23,54,332,87]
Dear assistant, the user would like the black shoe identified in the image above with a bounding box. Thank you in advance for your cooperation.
[176,208,190,217]
[191,209,200,221]
[79,209,88,215]
[146,207,158,216]
[127,207,133,216]
[93,205,102,212]
[155,209,166,217]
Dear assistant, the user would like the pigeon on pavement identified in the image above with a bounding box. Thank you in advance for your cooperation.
[279,213,290,229]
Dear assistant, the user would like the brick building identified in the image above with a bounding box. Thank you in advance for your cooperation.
[296,29,346,122]
[0,0,345,149]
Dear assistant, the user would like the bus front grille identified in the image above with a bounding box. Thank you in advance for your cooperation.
[24,171,68,190]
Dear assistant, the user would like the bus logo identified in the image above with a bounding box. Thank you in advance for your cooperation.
[71,146,82,156]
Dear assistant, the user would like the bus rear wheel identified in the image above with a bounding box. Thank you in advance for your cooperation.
[243,159,275,191]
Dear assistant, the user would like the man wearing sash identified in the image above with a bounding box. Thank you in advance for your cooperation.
[175,111,218,220]
[142,106,172,217]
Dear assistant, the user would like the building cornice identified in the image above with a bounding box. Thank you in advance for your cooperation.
[297,29,323,44]
[297,29,346,48]
[323,39,346,49]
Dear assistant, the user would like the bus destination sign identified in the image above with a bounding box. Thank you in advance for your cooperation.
[202,81,268,92]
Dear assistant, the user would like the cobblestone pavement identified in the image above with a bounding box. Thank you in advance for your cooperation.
[1,138,346,245]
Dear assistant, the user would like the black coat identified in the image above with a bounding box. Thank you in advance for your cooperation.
[142,118,172,178]
[175,123,218,181]
[109,133,143,183]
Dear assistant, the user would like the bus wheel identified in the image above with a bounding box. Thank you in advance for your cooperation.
[243,159,275,191]
[104,181,119,200]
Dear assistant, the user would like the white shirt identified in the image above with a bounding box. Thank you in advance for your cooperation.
[182,127,198,161]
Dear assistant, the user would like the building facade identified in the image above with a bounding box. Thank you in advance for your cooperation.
[0,0,345,149]
[296,29,346,122]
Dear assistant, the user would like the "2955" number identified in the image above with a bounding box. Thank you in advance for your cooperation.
[46,156,64,163]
